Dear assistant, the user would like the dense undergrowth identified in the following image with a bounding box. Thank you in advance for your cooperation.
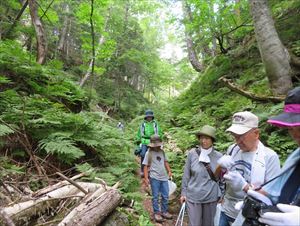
[0,40,147,224]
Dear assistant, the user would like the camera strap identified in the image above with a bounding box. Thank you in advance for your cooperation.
[254,158,300,191]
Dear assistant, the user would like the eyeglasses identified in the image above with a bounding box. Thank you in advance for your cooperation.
[231,129,255,142]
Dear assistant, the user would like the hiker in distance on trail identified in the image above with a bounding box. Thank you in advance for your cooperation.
[135,109,163,178]
[117,121,124,132]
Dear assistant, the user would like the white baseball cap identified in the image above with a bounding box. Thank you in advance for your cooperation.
[226,111,259,135]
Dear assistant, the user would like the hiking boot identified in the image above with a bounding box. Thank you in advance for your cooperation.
[161,212,172,219]
[154,213,163,223]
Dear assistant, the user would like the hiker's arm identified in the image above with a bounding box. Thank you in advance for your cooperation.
[142,152,150,185]
[164,161,172,178]
[143,165,149,185]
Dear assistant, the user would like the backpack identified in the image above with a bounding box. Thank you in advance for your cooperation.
[140,121,159,138]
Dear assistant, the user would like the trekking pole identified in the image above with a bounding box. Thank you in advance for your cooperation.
[180,202,185,226]
[175,202,186,226]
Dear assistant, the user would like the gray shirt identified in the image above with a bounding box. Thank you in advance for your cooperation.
[181,147,223,203]
[223,142,281,218]
[143,149,168,181]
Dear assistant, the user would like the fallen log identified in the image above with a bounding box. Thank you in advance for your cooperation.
[0,207,15,226]
[33,173,85,197]
[58,188,122,226]
[56,185,107,225]
[218,76,285,103]
[3,182,102,225]
[56,172,88,195]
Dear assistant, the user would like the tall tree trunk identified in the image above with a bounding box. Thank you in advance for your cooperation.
[211,36,217,56]
[79,7,110,87]
[89,0,95,87]
[65,19,72,59]
[3,0,28,39]
[131,74,139,90]
[183,1,203,72]
[57,4,70,58]
[28,0,47,64]
[249,0,292,95]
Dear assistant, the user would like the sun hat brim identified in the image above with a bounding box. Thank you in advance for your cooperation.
[148,142,163,147]
[195,131,216,140]
[226,125,253,135]
[268,112,300,127]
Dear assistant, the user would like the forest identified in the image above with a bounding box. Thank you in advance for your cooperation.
[0,0,299,225]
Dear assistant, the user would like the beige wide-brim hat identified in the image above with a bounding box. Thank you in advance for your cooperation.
[148,134,163,147]
[195,125,216,140]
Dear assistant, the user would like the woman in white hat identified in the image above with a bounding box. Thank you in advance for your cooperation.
[180,125,223,226]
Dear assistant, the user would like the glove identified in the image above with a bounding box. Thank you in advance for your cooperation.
[259,204,300,226]
[217,155,234,169]
[224,171,247,192]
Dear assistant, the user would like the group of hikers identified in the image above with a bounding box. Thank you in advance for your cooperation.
[134,87,300,226]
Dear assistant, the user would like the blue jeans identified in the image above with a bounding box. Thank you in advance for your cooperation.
[219,211,235,226]
[150,177,169,214]
[140,144,148,173]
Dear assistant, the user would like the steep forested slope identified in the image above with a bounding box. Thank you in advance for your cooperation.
[162,0,300,164]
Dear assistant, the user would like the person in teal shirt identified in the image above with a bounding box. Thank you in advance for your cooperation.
[136,110,163,177]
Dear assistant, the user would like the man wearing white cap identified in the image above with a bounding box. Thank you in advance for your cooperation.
[217,111,280,226]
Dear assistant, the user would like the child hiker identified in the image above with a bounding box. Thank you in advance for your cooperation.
[143,134,173,223]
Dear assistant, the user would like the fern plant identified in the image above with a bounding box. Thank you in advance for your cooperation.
[0,124,14,136]
[39,134,85,164]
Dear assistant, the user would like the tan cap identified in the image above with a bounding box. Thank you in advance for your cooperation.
[226,111,258,135]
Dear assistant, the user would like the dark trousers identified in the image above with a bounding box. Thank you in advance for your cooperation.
[140,144,148,173]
